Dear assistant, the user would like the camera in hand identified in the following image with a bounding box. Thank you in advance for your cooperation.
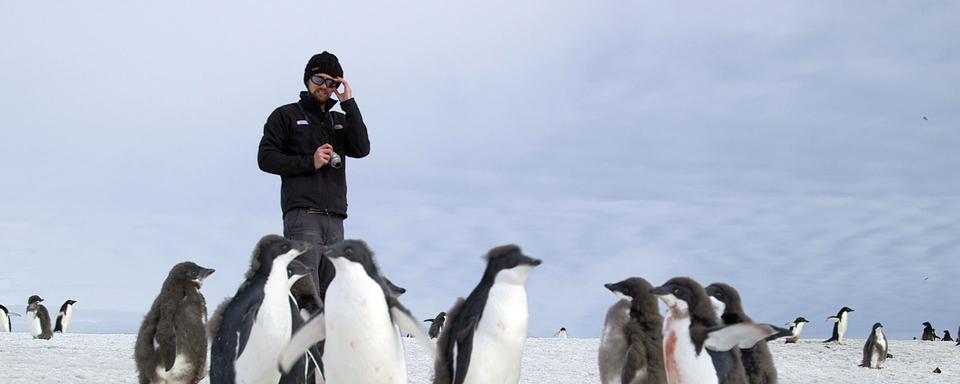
[330,152,342,169]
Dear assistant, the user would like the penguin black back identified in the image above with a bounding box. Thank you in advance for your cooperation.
[134,261,215,384]
[54,299,77,333]
[921,322,939,341]
[707,283,778,384]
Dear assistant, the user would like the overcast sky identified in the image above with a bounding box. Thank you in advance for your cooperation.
[1,1,958,340]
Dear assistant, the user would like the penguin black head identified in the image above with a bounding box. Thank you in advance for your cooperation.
[168,261,216,288]
[482,244,541,285]
[0,304,8,314]
[794,317,809,324]
[249,235,311,277]
[922,321,932,327]
[323,239,381,276]
[560,327,566,331]
[287,259,314,284]
[705,283,743,315]
[64,300,77,306]
[839,307,854,313]
[651,277,715,325]
[605,277,659,317]
[872,322,884,331]
[27,295,43,305]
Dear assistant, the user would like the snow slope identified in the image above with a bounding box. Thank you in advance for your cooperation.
[0,333,957,383]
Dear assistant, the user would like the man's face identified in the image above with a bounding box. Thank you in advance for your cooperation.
[307,72,337,100]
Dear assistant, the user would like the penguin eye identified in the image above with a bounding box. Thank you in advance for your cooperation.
[345,248,354,256]
[673,288,682,296]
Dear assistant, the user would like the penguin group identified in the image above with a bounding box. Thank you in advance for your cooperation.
[3,296,78,339]
[598,276,791,384]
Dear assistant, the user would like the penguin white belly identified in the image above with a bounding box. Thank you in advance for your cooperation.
[235,272,292,384]
[463,283,528,384]
[662,316,718,384]
[156,354,194,384]
[323,263,406,384]
[27,311,41,337]
[61,307,74,332]
[0,312,9,332]
[793,322,805,336]
[837,314,848,342]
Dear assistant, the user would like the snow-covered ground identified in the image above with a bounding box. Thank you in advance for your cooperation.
[1,333,958,383]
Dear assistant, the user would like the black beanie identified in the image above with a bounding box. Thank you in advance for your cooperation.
[303,51,343,86]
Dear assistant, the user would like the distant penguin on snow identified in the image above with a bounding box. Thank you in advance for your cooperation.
[26,295,53,340]
[652,277,791,384]
[824,307,854,343]
[784,317,809,344]
[425,312,446,339]
[0,304,20,332]
[921,322,939,341]
[598,277,665,384]
[554,327,568,339]
[706,282,779,384]
[134,262,215,384]
[280,239,435,384]
[54,299,77,333]
[860,322,888,369]
[942,330,953,342]
[434,244,542,384]
[209,235,310,384]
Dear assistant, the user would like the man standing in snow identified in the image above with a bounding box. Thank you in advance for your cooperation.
[257,51,370,300]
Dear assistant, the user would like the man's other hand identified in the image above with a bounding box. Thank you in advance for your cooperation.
[313,144,334,169]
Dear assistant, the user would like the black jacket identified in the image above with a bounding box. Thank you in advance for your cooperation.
[258,92,370,217]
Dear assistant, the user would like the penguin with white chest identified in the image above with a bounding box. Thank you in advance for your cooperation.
[860,322,888,369]
[0,304,20,332]
[209,235,310,384]
[26,295,53,340]
[652,277,791,384]
[134,262,215,384]
[783,317,808,343]
[824,307,854,343]
[598,277,665,384]
[433,244,541,384]
[706,283,778,384]
[54,299,77,333]
[279,239,434,384]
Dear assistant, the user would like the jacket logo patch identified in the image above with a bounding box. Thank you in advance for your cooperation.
[296,120,309,125]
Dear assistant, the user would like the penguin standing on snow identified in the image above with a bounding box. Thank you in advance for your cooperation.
[824,307,854,343]
[598,277,665,384]
[784,317,809,344]
[425,312,446,339]
[208,235,310,384]
[134,262,215,384]
[652,277,791,384]
[26,295,53,340]
[0,304,20,332]
[942,330,953,342]
[433,244,542,384]
[921,322,939,341]
[706,283,778,384]
[554,327,568,338]
[279,239,434,383]
[54,299,77,333]
[860,322,888,369]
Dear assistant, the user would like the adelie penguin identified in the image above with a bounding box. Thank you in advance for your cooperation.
[0,304,20,332]
[425,311,446,339]
[554,327,568,338]
[942,330,953,342]
[134,262,215,384]
[652,277,792,384]
[860,322,888,369]
[209,235,309,384]
[280,239,434,384]
[706,283,778,384]
[434,244,541,384]
[26,295,53,340]
[824,307,854,343]
[921,322,940,341]
[54,299,77,333]
[598,277,665,384]
[783,317,809,344]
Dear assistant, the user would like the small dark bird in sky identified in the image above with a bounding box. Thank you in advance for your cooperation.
[923,116,928,121]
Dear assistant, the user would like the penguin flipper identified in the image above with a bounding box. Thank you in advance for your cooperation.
[54,314,64,332]
[704,323,791,352]
[390,304,437,356]
[236,302,259,357]
[826,316,840,323]
[279,312,326,374]
[155,303,178,371]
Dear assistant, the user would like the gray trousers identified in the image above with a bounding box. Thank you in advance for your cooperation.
[283,209,344,301]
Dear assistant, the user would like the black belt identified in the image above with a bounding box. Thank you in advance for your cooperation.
[304,208,347,218]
